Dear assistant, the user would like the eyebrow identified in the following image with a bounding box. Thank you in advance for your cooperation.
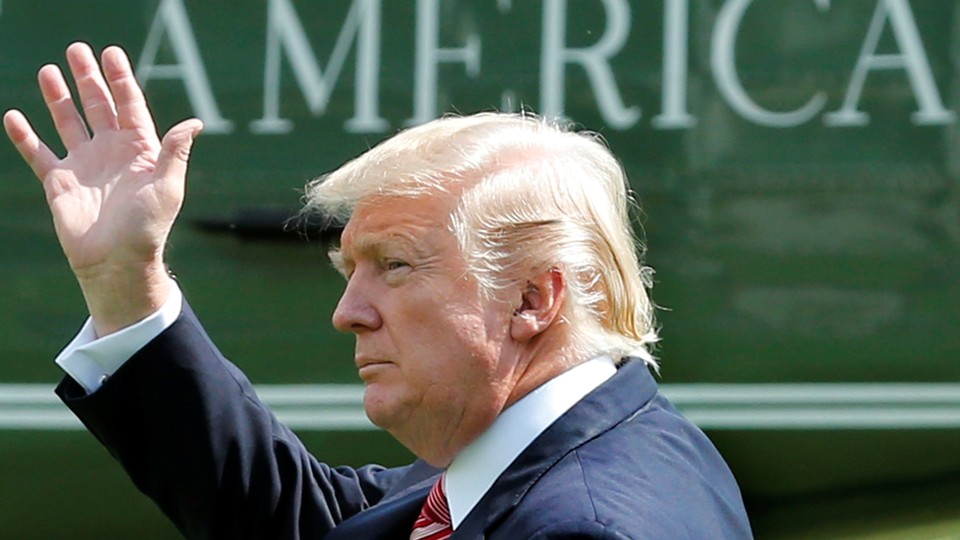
[328,232,424,277]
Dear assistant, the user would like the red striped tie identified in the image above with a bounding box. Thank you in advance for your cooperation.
[410,474,452,540]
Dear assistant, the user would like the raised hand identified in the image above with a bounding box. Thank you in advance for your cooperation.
[3,42,203,336]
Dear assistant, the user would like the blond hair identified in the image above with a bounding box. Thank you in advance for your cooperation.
[305,112,658,366]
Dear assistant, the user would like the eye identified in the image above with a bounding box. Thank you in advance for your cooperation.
[385,259,409,271]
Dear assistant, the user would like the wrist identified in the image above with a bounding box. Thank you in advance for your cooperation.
[75,259,175,337]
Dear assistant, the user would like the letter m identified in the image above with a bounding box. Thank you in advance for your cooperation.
[250,0,387,134]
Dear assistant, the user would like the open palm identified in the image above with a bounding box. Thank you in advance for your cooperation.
[3,43,202,334]
[42,121,179,275]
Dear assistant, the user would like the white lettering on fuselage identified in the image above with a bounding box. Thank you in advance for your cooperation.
[124,0,954,134]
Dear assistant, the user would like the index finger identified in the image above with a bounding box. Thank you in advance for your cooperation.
[100,46,157,134]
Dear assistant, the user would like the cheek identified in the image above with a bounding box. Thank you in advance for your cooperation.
[446,309,499,349]
[399,315,490,381]
[392,284,511,377]
[446,315,509,382]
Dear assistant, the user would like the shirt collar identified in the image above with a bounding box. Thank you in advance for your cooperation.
[444,356,617,528]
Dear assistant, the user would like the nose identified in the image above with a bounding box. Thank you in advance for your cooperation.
[332,273,382,333]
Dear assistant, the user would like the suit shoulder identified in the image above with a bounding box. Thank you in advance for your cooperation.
[501,396,752,538]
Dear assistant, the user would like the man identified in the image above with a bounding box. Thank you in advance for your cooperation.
[4,42,752,539]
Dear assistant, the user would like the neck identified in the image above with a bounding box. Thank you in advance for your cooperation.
[502,327,582,411]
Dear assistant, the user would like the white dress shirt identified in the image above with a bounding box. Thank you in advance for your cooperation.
[54,290,617,527]
[55,286,183,394]
[445,356,616,527]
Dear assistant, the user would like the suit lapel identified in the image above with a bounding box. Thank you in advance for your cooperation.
[452,360,659,539]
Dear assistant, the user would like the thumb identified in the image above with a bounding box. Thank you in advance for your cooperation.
[155,118,204,181]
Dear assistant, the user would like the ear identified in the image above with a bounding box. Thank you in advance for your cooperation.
[510,268,565,342]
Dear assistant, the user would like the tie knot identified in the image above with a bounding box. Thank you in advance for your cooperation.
[410,474,452,540]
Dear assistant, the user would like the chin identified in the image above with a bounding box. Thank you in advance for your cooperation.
[362,387,402,429]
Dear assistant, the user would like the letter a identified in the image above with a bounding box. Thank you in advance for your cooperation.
[138,0,234,134]
[825,0,955,126]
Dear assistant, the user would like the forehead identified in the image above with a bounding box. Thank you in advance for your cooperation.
[338,194,458,254]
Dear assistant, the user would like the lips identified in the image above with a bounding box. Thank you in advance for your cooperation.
[355,355,394,376]
[355,355,388,369]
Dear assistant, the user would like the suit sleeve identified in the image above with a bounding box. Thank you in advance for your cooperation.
[56,300,403,540]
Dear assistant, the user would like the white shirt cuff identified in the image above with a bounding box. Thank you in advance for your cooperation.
[54,285,184,394]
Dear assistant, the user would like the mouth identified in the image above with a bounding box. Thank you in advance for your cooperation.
[355,355,385,367]
[355,357,393,377]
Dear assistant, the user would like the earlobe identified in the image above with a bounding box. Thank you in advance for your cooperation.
[510,311,540,341]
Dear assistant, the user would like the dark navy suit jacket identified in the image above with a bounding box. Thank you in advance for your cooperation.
[57,302,752,539]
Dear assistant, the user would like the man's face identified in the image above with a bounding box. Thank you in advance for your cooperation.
[331,193,518,465]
